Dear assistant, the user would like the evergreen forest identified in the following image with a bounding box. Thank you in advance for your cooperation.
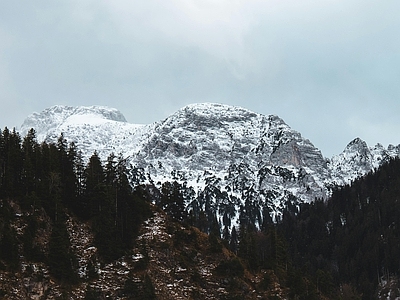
[0,127,400,299]
[0,128,152,281]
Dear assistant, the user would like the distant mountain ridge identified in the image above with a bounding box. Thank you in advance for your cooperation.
[19,103,400,226]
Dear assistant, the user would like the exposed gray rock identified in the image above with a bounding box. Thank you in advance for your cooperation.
[19,103,400,227]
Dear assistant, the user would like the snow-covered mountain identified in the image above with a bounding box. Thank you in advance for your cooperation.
[20,105,153,159]
[329,137,400,185]
[20,104,400,226]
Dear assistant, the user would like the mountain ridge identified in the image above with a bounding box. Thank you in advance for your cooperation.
[19,103,400,226]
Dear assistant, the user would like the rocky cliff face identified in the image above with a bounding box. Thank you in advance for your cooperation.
[19,103,400,227]
[329,137,400,185]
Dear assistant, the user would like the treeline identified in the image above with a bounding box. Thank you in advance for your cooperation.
[152,180,325,298]
[0,128,151,282]
[278,157,400,299]
[157,158,400,299]
[222,158,400,299]
[2,126,399,298]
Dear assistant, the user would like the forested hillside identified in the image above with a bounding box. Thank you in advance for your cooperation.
[0,127,151,268]
[0,126,399,299]
[277,157,400,299]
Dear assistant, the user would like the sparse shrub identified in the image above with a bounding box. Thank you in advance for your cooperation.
[142,274,156,300]
[191,269,202,284]
[134,257,149,271]
[340,283,362,300]
[0,224,19,270]
[84,286,102,300]
[191,289,201,298]
[174,228,197,246]
[215,258,244,278]
[86,259,98,280]
[122,278,140,298]
[134,243,149,271]
[208,233,222,253]
[221,294,243,300]
[123,274,156,300]
[166,223,178,235]
[260,271,272,289]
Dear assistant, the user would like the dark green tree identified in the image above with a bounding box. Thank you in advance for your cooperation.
[0,128,23,198]
[160,181,186,222]
[48,211,78,283]
[83,152,106,219]
[21,128,37,197]
[0,200,19,270]
[229,226,238,254]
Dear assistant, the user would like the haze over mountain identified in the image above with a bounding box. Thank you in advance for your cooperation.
[2,1,400,160]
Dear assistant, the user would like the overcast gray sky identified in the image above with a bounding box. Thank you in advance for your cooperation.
[1,0,399,157]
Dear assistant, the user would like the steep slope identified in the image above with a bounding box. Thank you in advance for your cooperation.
[279,157,400,299]
[19,103,400,227]
[136,103,329,181]
[0,201,286,299]
[133,103,331,223]
[329,137,400,185]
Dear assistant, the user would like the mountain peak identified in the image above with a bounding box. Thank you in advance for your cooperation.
[344,137,371,158]
[181,102,254,113]
[20,105,127,137]
[16,103,400,226]
[175,103,260,122]
[346,137,368,148]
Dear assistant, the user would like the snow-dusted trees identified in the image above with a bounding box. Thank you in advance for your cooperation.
[160,181,186,223]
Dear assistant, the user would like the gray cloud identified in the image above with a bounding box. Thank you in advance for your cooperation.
[0,0,399,157]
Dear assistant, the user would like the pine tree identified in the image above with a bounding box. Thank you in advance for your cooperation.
[105,153,117,187]
[21,128,37,197]
[222,225,230,243]
[72,149,86,218]
[0,200,19,270]
[62,141,79,210]
[160,181,186,222]
[83,152,106,219]
[0,129,5,193]
[142,274,156,300]
[1,128,23,197]
[48,211,78,283]
[229,226,238,254]
[115,154,135,248]
[85,152,124,261]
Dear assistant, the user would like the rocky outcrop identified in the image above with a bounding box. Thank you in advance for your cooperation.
[0,203,282,299]
[329,137,400,185]
[19,103,400,227]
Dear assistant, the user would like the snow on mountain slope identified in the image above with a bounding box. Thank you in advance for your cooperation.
[19,103,400,227]
[20,105,154,159]
[135,103,327,176]
[329,138,400,185]
[132,103,331,221]
[21,106,126,136]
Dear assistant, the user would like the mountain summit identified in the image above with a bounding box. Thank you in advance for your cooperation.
[19,103,400,225]
[21,105,148,159]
